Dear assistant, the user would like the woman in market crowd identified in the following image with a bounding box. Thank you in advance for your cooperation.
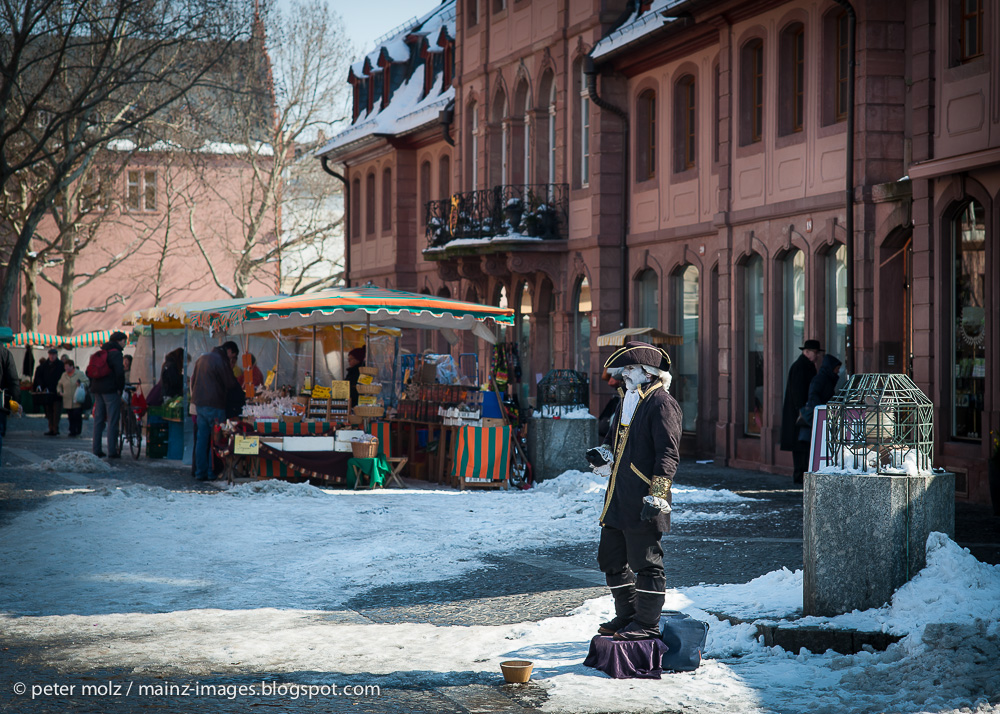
[238,353,264,389]
[57,360,88,437]
[345,346,365,407]
[122,354,133,385]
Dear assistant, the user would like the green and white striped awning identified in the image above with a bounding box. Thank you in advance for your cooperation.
[12,330,116,348]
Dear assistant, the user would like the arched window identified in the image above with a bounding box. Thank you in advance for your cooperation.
[439,154,451,200]
[539,72,556,186]
[636,88,656,181]
[636,269,659,329]
[516,282,533,406]
[779,23,805,135]
[573,276,591,374]
[740,39,764,145]
[674,75,695,172]
[381,168,392,232]
[466,101,478,190]
[350,177,361,240]
[490,89,508,187]
[951,200,986,441]
[825,244,847,361]
[745,254,764,435]
[822,10,849,125]
[419,160,432,228]
[784,249,805,371]
[512,79,530,187]
[365,172,375,237]
[674,266,699,432]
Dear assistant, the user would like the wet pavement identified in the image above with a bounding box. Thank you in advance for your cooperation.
[1,413,997,713]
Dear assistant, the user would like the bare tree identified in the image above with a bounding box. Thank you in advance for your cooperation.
[0,0,253,326]
[187,0,353,297]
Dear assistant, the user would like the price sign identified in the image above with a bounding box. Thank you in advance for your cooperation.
[234,435,260,455]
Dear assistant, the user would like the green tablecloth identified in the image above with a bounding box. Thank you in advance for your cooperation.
[345,456,391,489]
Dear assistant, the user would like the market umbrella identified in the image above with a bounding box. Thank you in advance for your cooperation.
[596,327,683,347]
[219,286,514,342]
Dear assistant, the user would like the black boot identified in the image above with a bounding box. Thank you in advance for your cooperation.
[613,588,664,641]
[598,583,636,636]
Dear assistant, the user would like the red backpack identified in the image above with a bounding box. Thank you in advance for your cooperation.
[86,349,112,379]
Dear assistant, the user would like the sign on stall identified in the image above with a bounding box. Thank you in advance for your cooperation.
[234,435,260,455]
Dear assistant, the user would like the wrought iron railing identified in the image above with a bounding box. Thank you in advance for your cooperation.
[425,183,569,248]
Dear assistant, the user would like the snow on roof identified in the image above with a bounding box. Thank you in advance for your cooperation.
[349,1,455,77]
[106,138,274,156]
[317,59,453,156]
[591,0,685,60]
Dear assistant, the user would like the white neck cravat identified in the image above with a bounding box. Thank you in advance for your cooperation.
[621,389,640,426]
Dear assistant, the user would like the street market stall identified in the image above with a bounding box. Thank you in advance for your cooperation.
[216,286,516,489]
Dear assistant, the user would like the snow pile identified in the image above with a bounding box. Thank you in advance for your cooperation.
[818,447,931,476]
[534,405,595,419]
[224,479,327,499]
[24,451,112,474]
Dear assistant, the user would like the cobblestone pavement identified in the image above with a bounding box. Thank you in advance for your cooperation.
[1,414,997,713]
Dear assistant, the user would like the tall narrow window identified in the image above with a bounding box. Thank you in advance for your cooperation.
[745,254,764,435]
[674,76,695,172]
[675,266,699,432]
[636,89,656,181]
[636,270,659,329]
[439,155,451,200]
[960,0,984,62]
[467,101,478,191]
[779,23,805,135]
[573,277,591,375]
[365,172,375,236]
[350,178,361,240]
[419,160,431,228]
[466,0,478,27]
[712,63,720,163]
[517,282,533,407]
[548,82,557,185]
[501,97,509,185]
[784,250,805,372]
[580,65,590,186]
[523,89,531,188]
[740,40,764,145]
[835,11,849,122]
[952,200,986,440]
[826,244,848,361]
[381,168,392,232]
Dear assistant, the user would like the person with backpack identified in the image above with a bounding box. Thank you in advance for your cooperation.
[88,331,127,458]
[0,327,20,463]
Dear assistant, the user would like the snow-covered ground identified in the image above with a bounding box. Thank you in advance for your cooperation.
[0,467,997,713]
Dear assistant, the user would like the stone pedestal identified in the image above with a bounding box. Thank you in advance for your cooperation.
[527,416,596,482]
[803,471,954,616]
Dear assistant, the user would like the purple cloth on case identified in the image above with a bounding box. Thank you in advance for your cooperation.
[583,635,668,679]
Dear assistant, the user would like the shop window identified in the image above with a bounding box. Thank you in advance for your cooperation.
[745,254,764,435]
[674,76,695,172]
[636,269,659,329]
[784,250,805,372]
[381,168,392,233]
[573,276,591,374]
[778,23,805,136]
[636,88,656,181]
[825,244,847,360]
[952,200,986,441]
[674,266,699,432]
[740,39,764,145]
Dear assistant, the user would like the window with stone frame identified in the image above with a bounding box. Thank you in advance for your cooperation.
[351,178,361,241]
[958,0,984,63]
[365,172,376,237]
[778,22,805,136]
[125,169,157,212]
[635,88,656,181]
[381,168,392,233]
[674,75,695,172]
[740,39,764,145]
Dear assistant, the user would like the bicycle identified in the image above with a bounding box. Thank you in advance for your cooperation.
[119,383,142,459]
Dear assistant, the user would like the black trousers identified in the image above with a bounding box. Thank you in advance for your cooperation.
[597,524,665,595]
[792,444,809,484]
[66,407,83,436]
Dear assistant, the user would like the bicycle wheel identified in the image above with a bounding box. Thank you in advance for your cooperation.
[117,408,126,455]
[127,411,141,459]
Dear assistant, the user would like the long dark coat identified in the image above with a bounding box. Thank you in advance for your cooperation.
[780,353,816,451]
[600,381,682,533]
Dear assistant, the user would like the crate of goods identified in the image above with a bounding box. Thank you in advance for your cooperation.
[147,423,169,458]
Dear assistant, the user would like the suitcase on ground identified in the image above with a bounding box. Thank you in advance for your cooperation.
[659,611,709,672]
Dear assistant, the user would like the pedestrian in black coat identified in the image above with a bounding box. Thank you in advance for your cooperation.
[799,353,843,439]
[780,339,822,484]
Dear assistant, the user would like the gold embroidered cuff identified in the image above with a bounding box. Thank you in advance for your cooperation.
[649,476,672,500]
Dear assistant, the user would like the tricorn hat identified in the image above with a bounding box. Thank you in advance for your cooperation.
[799,339,823,351]
[603,341,671,372]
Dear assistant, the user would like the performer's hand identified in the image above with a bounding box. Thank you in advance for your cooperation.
[593,463,612,478]
[586,446,613,467]
[641,495,671,521]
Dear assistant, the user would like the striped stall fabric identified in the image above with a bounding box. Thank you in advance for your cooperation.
[12,331,62,347]
[366,421,392,458]
[66,330,115,348]
[452,425,511,485]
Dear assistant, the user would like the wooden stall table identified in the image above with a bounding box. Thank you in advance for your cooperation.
[345,455,392,489]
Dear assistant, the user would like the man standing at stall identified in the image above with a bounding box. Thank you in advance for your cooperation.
[586,341,681,641]
[190,342,241,481]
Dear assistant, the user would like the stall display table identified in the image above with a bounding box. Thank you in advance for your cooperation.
[345,456,391,489]
[252,420,334,435]
[256,442,349,484]
[450,425,510,490]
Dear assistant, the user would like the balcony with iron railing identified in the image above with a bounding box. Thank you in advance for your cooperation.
[424,184,569,257]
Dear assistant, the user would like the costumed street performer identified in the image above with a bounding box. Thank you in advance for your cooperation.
[585,341,682,641]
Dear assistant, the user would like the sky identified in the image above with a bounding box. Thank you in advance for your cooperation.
[329,0,439,58]
[0,464,997,713]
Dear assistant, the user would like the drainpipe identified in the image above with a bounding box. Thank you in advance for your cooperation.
[439,105,455,147]
[321,156,351,288]
[834,0,856,375]
[583,56,629,328]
